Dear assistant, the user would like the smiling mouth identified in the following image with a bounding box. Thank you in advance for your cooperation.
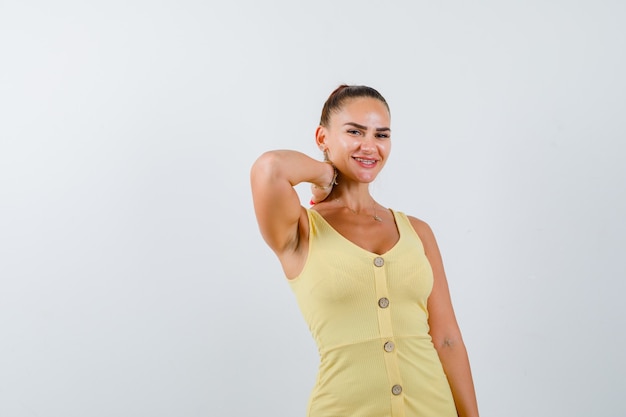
[353,157,378,166]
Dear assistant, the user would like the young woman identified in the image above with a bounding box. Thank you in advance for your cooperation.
[251,85,479,417]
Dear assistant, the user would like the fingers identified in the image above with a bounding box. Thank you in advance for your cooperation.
[309,160,337,204]
[310,183,333,205]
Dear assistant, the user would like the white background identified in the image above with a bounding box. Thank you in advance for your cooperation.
[1,1,625,416]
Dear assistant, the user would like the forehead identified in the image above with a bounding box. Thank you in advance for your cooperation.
[330,97,390,126]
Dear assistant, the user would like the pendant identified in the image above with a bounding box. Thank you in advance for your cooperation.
[373,214,383,222]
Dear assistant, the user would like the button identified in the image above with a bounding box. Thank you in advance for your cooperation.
[391,384,403,395]
[373,257,384,267]
[384,341,395,352]
[378,297,389,308]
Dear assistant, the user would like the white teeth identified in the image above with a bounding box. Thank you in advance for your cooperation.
[355,157,375,165]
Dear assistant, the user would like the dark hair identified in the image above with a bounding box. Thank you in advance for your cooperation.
[319,85,390,127]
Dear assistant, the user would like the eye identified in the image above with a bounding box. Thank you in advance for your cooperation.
[347,129,361,135]
[376,133,390,139]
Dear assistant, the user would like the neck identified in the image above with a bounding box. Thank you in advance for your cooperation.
[328,183,374,211]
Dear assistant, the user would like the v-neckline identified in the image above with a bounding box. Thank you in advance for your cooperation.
[309,208,402,256]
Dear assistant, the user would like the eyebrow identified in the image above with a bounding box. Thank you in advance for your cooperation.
[344,122,391,132]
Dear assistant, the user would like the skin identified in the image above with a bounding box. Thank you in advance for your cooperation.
[250,97,479,417]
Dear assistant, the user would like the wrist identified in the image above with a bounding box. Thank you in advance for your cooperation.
[312,162,337,190]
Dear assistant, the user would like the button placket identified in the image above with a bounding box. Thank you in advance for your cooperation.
[373,254,405,413]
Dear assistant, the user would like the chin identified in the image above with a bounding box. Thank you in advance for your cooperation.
[357,173,379,183]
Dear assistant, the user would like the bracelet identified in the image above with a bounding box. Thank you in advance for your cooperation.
[312,166,338,190]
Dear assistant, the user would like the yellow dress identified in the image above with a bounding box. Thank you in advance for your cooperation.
[288,209,457,417]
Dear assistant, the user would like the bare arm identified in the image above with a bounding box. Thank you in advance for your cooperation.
[410,217,480,417]
[250,150,335,255]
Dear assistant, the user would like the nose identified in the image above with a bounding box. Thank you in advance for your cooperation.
[360,133,376,153]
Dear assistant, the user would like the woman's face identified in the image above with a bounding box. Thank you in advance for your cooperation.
[317,97,391,184]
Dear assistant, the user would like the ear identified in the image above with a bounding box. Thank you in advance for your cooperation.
[315,125,327,151]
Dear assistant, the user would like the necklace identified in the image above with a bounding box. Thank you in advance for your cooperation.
[335,198,383,222]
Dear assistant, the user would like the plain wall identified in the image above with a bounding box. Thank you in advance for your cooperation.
[1,1,625,416]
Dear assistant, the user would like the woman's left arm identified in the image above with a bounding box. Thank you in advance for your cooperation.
[409,216,480,417]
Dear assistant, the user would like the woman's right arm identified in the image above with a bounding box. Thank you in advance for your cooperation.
[250,150,335,255]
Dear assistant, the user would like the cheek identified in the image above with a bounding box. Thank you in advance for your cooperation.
[337,138,357,152]
[381,142,391,157]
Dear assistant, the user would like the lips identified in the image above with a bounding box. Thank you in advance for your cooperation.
[353,157,378,167]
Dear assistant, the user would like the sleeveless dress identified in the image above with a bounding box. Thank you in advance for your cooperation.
[288,209,457,417]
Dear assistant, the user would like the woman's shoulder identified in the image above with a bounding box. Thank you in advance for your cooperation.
[393,210,437,245]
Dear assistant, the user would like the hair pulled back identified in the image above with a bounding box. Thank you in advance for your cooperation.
[319,85,390,127]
